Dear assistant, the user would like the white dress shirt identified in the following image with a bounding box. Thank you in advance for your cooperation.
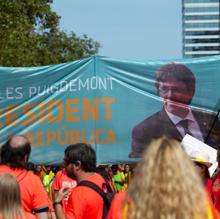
[165,108,204,141]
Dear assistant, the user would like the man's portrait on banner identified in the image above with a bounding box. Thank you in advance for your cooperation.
[129,63,220,158]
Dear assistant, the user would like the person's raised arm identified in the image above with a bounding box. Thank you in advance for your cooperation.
[53,187,69,219]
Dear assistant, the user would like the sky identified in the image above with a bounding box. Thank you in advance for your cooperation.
[52,0,182,61]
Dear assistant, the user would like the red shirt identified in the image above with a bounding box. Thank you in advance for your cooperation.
[107,191,126,219]
[206,179,213,200]
[212,174,220,213]
[52,169,77,212]
[0,165,49,213]
[66,173,105,219]
[106,191,219,219]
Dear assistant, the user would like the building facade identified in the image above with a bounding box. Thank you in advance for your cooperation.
[182,0,220,58]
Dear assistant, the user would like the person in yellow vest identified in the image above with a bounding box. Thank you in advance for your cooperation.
[122,164,132,190]
[112,164,125,192]
[43,167,55,200]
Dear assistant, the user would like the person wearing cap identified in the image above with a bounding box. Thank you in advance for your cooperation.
[211,146,220,213]
[108,138,218,219]
[191,150,213,199]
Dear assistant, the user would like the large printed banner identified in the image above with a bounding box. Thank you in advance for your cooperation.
[1,55,220,164]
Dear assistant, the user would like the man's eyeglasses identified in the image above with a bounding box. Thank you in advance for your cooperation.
[158,86,183,94]
[194,162,205,169]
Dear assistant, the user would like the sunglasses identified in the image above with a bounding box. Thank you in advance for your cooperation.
[63,158,80,165]
[194,162,206,169]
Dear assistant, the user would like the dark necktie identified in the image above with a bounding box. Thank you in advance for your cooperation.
[178,119,193,137]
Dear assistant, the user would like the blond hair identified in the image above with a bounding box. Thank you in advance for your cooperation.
[0,173,24,219]
[126,137,208,219]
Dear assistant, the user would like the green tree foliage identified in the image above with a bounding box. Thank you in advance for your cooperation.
[0,0,100,66]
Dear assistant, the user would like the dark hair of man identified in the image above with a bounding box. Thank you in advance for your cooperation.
[64,143,96,172]
[155,62,196,96]
[111,164,118,171]
[0,135,31,168]
[96,166,110,181]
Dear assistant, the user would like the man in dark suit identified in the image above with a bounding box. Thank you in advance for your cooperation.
[129,63,220,158]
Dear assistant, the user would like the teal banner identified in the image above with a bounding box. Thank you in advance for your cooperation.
[0,55,220,164]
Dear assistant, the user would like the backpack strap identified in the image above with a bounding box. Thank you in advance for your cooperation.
[77,180,108,219]
[78,180,107,201]
[105,180,114,193]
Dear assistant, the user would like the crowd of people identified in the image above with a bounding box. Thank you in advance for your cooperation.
[0,134,220,219]
[29,162,133,198]
[0,135,136,219]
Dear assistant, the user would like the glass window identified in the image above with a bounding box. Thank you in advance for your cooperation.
[184,0,219,3]
[184,15,220,20]
[185,22,219,28]
[184,30,220,35]
[185,38,220,43]
[184,46,220,51]
[184,7,219,13]
[184,54,218,58]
